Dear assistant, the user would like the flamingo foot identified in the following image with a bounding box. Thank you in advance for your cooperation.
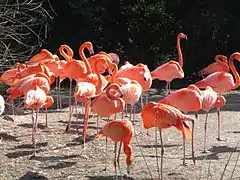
[202,150,210,154]
[216,137,227,141]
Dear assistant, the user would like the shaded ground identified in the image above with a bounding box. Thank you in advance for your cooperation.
[0,88,240,180]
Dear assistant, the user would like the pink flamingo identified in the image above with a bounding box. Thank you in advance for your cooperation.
[195,52,240,140]
[151,33,187,95]
[158,84,203,116]
[199,55,229,76]
[24,86,54,156]
[201,86,226,152]
[141,101,195,179]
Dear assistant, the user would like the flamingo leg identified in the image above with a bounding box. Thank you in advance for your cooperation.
[191,120,196,165]
[216,107,224,141]
[82,100,91,148]
[66,79,73,133]
[165,81,170,96]
[96,115,99,133]
[45,108,48,127]
[140,94,144,109]
[75,102,80,133]
[116,142,123,178]
[203,112,209,153]
[58,78,62,109]
[155,127,161,179]
[56,77,59,109]
[183,134,186,166]
[159,130,164,180]
[130,105,133,124]
[32,109,39,157]
[133,104,136,125]
[125,104,128,117]
[104,135,108,171]
[114,142,118,178]
[168,81,171,94]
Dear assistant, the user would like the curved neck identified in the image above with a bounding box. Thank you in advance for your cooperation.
[95,59,106,93]
[215,55,228,64]
[109,63,118,81]
[59,45,74,61]
[177,35,183,67]
[214,95,226,108]
[123,143,132,167]
[42,96,54,108]
[79,42,94,74]
[229,53,240,89]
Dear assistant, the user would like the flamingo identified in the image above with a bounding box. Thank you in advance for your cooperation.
[60,43,93,124]
[195,52,240,140]
[91,83,125,130]
[0,63,26,86]
[0,95,5,115]
[95,119,133,177]
[24,86,54,157]
[151,33,187,95]
[115,63,152,93]
[200,86,226,152]
[158,84,203,117]
[141,101,195,179]
[25,49,56,65]
[108,63,132,86]
[71,58,109,147]
[120,80,143,124]
[87,51,114,74]
[6,72,51,102]
[199,55,229,76]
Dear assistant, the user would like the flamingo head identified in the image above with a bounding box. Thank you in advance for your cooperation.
[81,41,94,55]
[179,33,188,40]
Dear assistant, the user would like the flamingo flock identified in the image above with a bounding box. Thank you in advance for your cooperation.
[0,33,239,179]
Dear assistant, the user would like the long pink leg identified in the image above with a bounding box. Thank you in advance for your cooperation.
[82,100,91,148]
[66,79,73,133]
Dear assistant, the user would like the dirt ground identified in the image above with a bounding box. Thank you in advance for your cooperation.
[0,88,240,180]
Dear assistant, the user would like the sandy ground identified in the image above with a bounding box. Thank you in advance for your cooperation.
[0,88,240,180]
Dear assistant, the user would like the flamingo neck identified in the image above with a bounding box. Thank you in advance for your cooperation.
[106,84,120,100]
[110,63,118,82]
[59,45,74,61]
[215,55,228,64]
[79,43,93,75]
[177,36,183,67]
[95,59,106,93]
[214,95,226,108]
[229,53,240,89]
[123,143,132,167]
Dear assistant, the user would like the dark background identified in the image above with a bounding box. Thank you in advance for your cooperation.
[3,0,240,89]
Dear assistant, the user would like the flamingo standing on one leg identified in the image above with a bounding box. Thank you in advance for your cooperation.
[24,86,54,157]
[195,52,240,140]
[200,86,226,153]
[95,119,133,178]
[141,101,195,180]
[151,33,187,95]
[198,55,229,76]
